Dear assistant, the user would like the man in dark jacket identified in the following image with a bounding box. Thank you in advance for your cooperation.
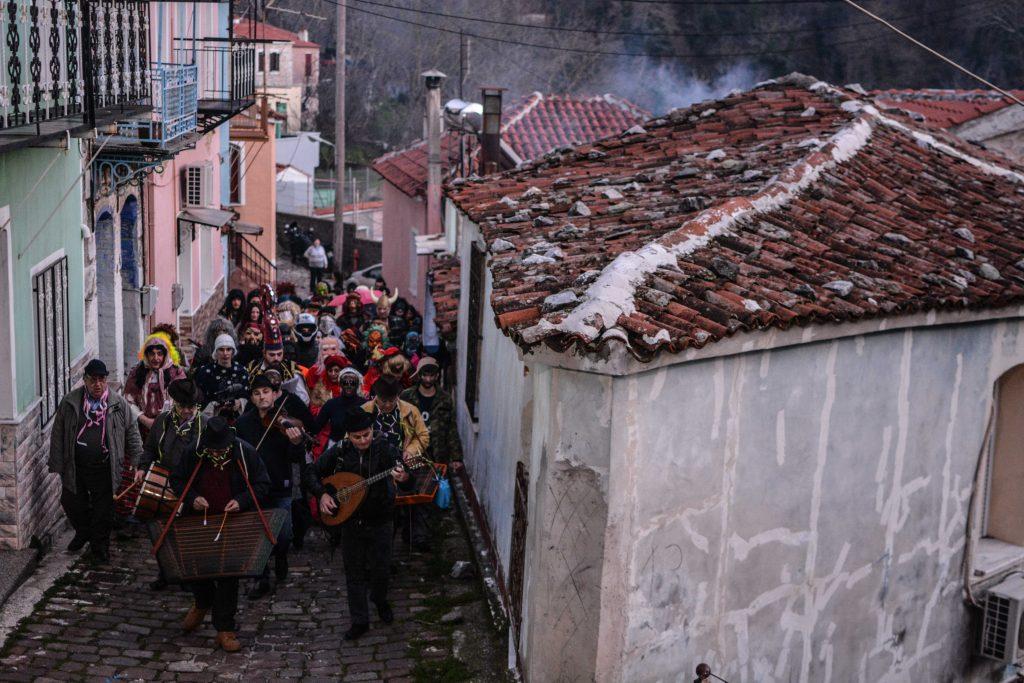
[171,416,270,653]
[305,410,411,641]
[136,378,205,590]
[235,374,306,598]
[398,357,463,550]
[47,359,144,563]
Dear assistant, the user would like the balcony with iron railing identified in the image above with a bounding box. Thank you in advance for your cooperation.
[111,62,198,148]
[0,0,150,152]
[174,38,256,134]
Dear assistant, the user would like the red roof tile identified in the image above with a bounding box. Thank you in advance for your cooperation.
[438,74,1024,360]
[373,93,648,199]
[371,133,462,199]
[873,88,1023,128]
[502,93,650,162]
[428,256,461,339]
[233,20,319,48]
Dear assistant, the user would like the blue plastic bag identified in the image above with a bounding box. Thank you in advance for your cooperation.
[435,477,452,510]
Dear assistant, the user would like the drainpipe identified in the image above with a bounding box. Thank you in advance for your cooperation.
[480,86,503,175]
[423,69,446,236]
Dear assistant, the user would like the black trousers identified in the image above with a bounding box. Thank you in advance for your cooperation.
[60,463,113,550]
[309,267,324,291]
[340,519,393,625]
[191,578,240,631]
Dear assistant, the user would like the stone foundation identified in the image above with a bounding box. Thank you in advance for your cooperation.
[0,353,89,550]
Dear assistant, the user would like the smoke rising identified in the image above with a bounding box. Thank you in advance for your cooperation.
[593,61,765,116]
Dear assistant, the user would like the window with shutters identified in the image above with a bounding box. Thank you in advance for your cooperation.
[33,256,70,427]
[269,52,280,72]
[228,143,244,205]
[464,244,485,420]
[180,165,212,208]
[257,52,265,72]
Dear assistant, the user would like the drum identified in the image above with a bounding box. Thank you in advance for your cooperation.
[133,463,178,521]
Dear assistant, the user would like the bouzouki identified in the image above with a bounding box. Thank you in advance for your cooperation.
[320,454,430,526]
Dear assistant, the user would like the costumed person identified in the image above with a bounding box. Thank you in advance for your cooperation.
[306,354,349,412]
[136,378,205,590]
[372,288,399,328]
[153,323,188,371]
[238,301,263,335]
[310,282,332,308]
[219,289,246,327]
[361,348,411,397]
[387,299,410,346]
[403,331,423,369]
[293,313,320,368]
[276,298,302,329]
[313,367,365,449]
[341,328,367,374]
[304,238,329,293]
[191,317,237,372]
[337,294,365,334]
[235,375,308,598]
[236,322,264,369]
[361,376,429,462]
[247,317,309,405]
[47,360,143,563]
[125,332,187,438]
[194,334,249,418]
[304,409,412,640]
[399,357,463,551]
[317,307,341,338]
[172,416,270,652]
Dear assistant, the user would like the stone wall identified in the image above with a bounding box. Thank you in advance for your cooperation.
[276,212,382,276]
[0,353,89,550]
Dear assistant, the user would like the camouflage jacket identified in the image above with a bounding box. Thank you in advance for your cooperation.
[400,387,462,463]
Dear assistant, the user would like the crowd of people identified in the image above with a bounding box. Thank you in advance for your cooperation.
[46,277,463,651]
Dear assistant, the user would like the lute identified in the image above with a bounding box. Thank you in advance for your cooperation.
[320,454,431,526]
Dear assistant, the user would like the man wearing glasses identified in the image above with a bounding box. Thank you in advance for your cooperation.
[47,359,144,562]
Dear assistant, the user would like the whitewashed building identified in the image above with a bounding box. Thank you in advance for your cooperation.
[431,75,1024,681]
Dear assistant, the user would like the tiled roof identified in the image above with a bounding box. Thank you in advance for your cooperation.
[502,93,650,162]
[233,20,319,48]
[441,73,1024,361]
[429,255,461,339]
[873,89,1023,128]
[371,133,462,199]
[372,93,648,199]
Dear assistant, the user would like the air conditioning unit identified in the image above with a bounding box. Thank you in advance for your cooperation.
[978,573,1024,662]
[140,285,159,316]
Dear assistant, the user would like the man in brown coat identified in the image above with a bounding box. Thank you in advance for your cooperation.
[47,359,144,562]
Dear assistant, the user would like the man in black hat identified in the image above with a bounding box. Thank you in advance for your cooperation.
[136,378,205,590]
[235,373,307,598]
[48,359,143,562]
[304,410,412,641]
[171,416,270,653]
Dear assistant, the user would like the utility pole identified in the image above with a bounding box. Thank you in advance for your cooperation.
[332,0,346,276]
[459,32,470,100]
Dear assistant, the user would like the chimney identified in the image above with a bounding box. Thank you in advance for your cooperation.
[481,87,503,175]
[423,69,447,236]
[298,29,310,42]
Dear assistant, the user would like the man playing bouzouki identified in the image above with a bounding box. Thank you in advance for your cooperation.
[304,409,413,641]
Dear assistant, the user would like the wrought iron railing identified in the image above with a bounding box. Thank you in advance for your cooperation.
[114,62,197,146]
[175,40,255,106]
[229,232,276,287]
[0,0,148,134]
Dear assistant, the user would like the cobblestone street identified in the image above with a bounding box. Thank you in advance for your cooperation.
[0,508,505,682]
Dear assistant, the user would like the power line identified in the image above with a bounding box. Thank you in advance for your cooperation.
[348,0,995,39]
[322,0,996,61]
[839,0,1024,108]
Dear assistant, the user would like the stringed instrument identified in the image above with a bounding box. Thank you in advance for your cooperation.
[320,454,430,526]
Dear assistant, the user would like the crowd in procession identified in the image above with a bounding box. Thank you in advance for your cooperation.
[44,276,464,652]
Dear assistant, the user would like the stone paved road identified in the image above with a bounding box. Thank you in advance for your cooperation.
[0,509,506,682]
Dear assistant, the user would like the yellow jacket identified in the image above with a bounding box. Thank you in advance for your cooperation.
[361,399,430,459]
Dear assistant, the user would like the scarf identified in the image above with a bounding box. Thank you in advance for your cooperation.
[77,388,110,453]
[199,446,232,471]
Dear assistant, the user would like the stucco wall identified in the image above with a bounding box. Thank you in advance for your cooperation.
[594,321,1024,682]
[381,181,428,312]
[231,134,277,263]
[0,144,86,412]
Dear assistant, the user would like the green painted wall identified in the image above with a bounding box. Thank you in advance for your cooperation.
[0,142,86,413]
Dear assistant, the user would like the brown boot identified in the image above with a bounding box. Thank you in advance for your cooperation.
[182,605,208,633]
[215,631,241,652]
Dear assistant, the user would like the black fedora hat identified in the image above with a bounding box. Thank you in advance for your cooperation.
[198,416,234,450]
[167,378,203,407]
